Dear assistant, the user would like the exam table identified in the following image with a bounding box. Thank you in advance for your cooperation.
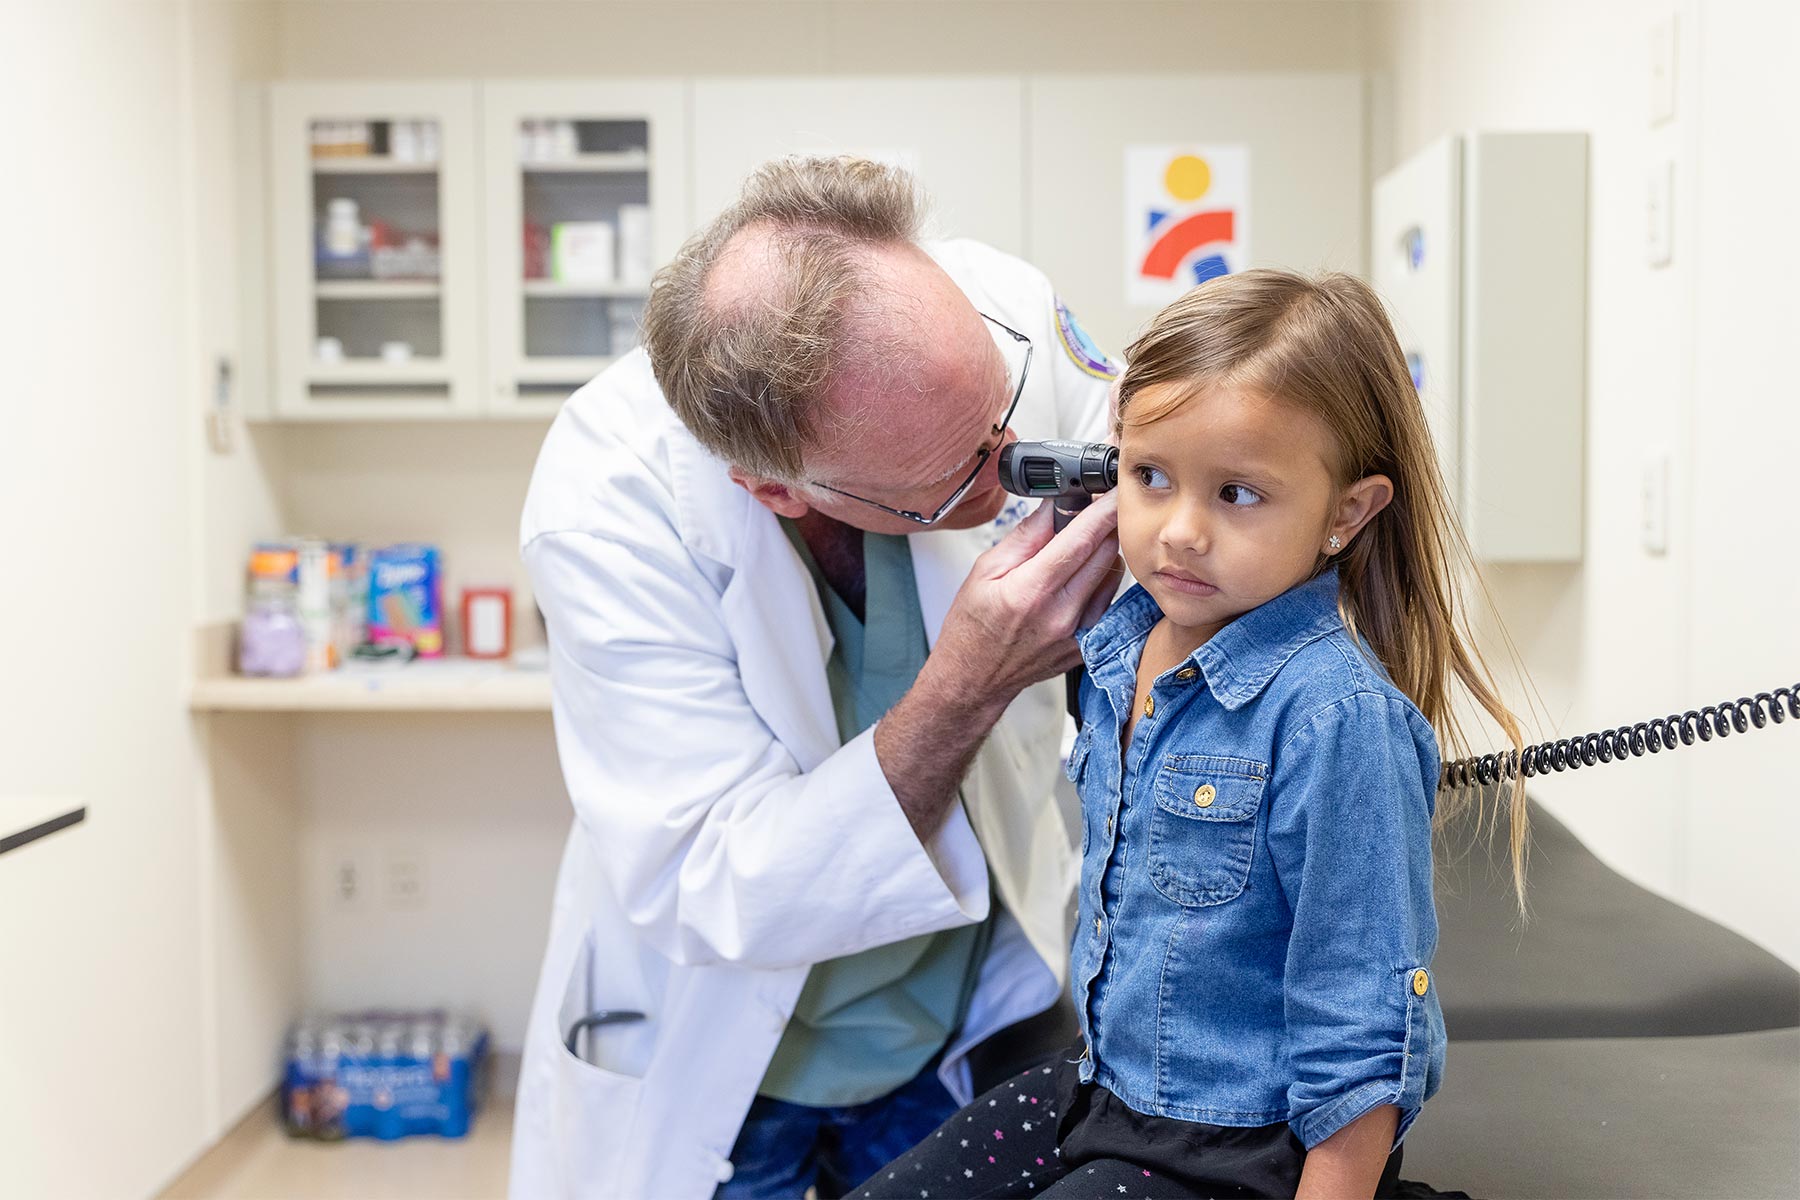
[1402,799,1800,1198]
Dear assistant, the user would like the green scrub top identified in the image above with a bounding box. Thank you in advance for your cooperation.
[758,519,993,1107]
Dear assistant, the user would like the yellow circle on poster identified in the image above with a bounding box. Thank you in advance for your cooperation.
[1165,155,1212,202]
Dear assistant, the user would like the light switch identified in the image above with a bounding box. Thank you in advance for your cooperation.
[1641,452,1670,556]
[1649,15,1677,126]
[1647,159,1674,268]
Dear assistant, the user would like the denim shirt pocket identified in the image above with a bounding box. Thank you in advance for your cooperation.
[1066,726,1096,855]
[1065,725,1095,784]
[1147,754,1267,906]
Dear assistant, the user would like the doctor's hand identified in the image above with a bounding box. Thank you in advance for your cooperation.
[875,494,1121,843]
[939,492,1123,694]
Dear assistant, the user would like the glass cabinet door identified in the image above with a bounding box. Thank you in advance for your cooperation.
[481,82,688,417]
[269,83,481,418]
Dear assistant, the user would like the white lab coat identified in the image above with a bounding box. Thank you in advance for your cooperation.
[510,240,1114,1200]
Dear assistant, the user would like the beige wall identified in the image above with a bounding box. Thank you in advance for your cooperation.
[2,1,211,1194]
[1371,0,1799,966]
[268,0,1374,77]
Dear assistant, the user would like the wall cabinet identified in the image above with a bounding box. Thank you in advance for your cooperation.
[481,81,687,417]
[1372,132,1588,562]
[266,80,685,420]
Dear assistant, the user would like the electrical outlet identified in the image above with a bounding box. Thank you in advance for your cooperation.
[331,854,365,911]
[386,849,427,910]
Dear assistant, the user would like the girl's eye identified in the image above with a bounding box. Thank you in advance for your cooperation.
[1220,483,1262,507]
[1133,464,1170,489]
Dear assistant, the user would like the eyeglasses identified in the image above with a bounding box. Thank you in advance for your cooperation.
[811,312,1033,527]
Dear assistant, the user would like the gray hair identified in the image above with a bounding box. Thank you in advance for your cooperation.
[640,156,927,481]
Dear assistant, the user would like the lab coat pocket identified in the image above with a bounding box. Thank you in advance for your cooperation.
[1147,755,1266,907]
[550,929,648,1191]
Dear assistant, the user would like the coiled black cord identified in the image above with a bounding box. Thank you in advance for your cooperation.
[1440,681,1799,791]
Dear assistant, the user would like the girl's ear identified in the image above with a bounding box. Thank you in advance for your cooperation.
[1325,474,1394,556]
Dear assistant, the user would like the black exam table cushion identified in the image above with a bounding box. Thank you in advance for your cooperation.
[1432,797,1800,1040]
[1401,1028,1800,1200]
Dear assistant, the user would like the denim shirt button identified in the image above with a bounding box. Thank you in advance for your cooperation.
[1194,784,1216,808]
[1144,695,1155,718]
[1175,667,1199,681]
[1095,916,1104,937]
[1413,969,1431,996]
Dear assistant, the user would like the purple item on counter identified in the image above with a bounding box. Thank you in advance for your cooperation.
[240,600,308,677]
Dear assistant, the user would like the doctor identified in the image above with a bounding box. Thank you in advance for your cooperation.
[512,156,1122,1200]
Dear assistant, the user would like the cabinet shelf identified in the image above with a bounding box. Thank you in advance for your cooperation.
[191,659,551,713]
[521,150,650,173]
[311,155,439,175]
[315,280,442,299]
[521,280,648,299]
[305,360,452,385]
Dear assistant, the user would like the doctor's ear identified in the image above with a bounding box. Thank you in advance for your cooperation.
[728,467,814,519]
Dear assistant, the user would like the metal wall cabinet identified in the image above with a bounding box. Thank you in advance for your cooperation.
[481,81,687,418]
[269,82,483,419]
[1373,132,1589,563]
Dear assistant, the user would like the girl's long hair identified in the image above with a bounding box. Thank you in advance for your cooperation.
[1118,269,1530,907]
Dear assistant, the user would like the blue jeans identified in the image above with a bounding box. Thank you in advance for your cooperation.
[715,1061,960,1200]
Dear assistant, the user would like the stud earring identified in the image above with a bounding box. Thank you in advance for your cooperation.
[1327,535,1342,552]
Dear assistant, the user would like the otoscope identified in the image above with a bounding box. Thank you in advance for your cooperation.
[996,440,1119,531]
[997,440,1120,720]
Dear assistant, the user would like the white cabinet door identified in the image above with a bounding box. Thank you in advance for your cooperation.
[480,80,688,418]
[692,77,1024,253]
[1025,73,1367,359]
[269,82,482,419]
[1372,137,1463,506]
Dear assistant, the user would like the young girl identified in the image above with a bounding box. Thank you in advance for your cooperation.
[859,270,1524,1200]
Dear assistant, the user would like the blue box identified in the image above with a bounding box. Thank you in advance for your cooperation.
[282,1011,489,1140]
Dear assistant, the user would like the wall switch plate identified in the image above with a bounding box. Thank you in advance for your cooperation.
[208,356,235,455]
[386,849,426,910]
[1649,14,1677,126]
[1647,159,1674,268]
[1641,451,1670,556]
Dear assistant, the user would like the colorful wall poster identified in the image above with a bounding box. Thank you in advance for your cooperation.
[1125,145,1251,307]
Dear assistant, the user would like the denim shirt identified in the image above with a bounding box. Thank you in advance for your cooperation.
[1068,568,1445,1150]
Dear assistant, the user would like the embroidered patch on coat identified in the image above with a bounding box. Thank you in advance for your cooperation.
[1054,299,1121,379]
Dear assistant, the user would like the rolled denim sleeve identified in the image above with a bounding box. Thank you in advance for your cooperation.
[1266,691,1446,1150]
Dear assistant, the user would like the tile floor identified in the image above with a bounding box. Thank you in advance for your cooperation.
[159,1098,513,1200]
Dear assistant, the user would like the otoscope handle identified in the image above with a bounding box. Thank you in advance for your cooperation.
[995,440,1115,724]
[1053,492,1094,720]
[1052,492,1092,533]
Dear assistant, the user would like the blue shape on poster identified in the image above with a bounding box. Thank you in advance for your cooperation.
[1192,254,1230,285]
[1147,209,1170,233]
[1406,351,1427,391]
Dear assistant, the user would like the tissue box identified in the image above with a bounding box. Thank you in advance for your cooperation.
[367,543,444,657]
